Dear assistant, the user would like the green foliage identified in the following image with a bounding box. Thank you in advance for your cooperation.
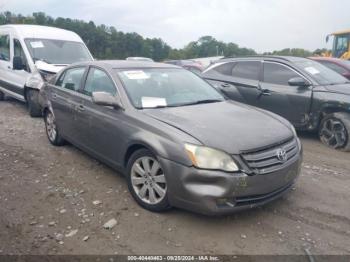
[263,48,313,57]
[0,11,325,61]
[0,11,172,61]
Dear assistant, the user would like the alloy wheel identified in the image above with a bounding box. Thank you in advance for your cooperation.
[131,156,167,205]
[46,112,57,142]
[320,118,348,149]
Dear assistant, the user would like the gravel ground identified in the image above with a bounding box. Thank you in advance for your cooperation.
[0,99,349,255]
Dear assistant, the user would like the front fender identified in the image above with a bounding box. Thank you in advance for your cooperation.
[25,72,44,91]
[309,92,350,129]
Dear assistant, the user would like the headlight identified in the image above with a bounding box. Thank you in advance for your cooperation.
[185,144,239,172]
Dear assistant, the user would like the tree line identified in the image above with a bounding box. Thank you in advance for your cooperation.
[0,11,325,61]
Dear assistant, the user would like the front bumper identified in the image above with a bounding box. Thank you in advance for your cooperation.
[160,149,302,215]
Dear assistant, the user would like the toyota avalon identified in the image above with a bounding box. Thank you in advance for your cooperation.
[40,61,302,215]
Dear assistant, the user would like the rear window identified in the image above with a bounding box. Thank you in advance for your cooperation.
[213,62,236,76]
[231,61,261,81]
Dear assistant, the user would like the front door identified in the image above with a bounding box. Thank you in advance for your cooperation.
[75,66,124,166]
[258,61,312,127]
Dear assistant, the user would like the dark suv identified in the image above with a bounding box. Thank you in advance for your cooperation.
[202,56,350,151]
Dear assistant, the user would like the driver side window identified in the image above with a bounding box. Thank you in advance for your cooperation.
[83,68,116,96]
[263,62,300,86]
[14,39,30,72]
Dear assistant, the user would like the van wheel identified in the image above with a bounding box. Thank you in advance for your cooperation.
[26,89,42,117]
[0,90,4,101]
[319,112,350,151]
[44,110,65,146]
[126,149,171,212]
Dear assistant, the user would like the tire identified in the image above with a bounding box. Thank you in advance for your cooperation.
[126,149,171,212]
[0,90,4,101]
[26,89,42,117]
[319,112,350,151]
[44,110,65,146]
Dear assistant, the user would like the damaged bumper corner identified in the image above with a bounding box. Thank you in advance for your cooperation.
[160,151,302,215]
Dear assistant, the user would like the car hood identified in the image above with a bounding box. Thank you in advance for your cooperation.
[320,83,350,95]
[35,61,67,74]
[143,101,293,154]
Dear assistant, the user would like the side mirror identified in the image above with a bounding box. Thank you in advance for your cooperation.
[288,77,310,87]
[92,92,123,109]
[13,56,25,70]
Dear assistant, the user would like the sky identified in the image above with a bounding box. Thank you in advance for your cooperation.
[1,0,350,53]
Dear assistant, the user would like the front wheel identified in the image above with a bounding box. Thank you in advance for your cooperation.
[44,110,65,146]
[26,89,42,117]
[126,149,171,212]
[319,112,350,151]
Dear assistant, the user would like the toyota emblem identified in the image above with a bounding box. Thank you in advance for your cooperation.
[276,148,287,163]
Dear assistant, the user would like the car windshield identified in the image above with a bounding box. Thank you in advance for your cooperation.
[295,60,349,85]
[117,68,225,109]
[24,38,92,64]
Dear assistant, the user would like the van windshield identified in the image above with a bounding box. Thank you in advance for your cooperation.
[25,38,92,64]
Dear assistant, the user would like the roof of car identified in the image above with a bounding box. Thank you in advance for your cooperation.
[72,60,181,69]
[309,56,342,61]
[218,55,310,63]
[0,24,83,42]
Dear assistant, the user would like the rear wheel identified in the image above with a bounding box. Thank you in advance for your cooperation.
[319,112,350,151]
[26,89,42,117]
[0,90,4,101]
[44,110,65,146]
[126,149,171,212]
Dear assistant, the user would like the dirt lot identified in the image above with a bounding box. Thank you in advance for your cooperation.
[0,99,349,256]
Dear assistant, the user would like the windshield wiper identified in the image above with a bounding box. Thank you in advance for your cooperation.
[179,99,224,107]
[139,99,224,109]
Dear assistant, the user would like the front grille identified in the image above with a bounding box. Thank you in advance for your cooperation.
[241,138,299,175]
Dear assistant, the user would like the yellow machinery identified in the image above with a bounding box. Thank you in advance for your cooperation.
[326,29,350,60]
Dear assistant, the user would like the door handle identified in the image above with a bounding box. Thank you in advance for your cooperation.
[261,89,271,96]
[221,83,231,88]
[257,88,271,99]
[76,104,85,112]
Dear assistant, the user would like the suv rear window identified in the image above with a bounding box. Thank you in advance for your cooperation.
[231,61,261,81]
[213,62,236,76]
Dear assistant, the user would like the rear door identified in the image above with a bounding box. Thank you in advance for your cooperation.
[205,61,262,106]
[258,61,312,127]
[50,66,87,143]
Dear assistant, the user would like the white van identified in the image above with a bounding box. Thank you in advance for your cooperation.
[0,25,93,116]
